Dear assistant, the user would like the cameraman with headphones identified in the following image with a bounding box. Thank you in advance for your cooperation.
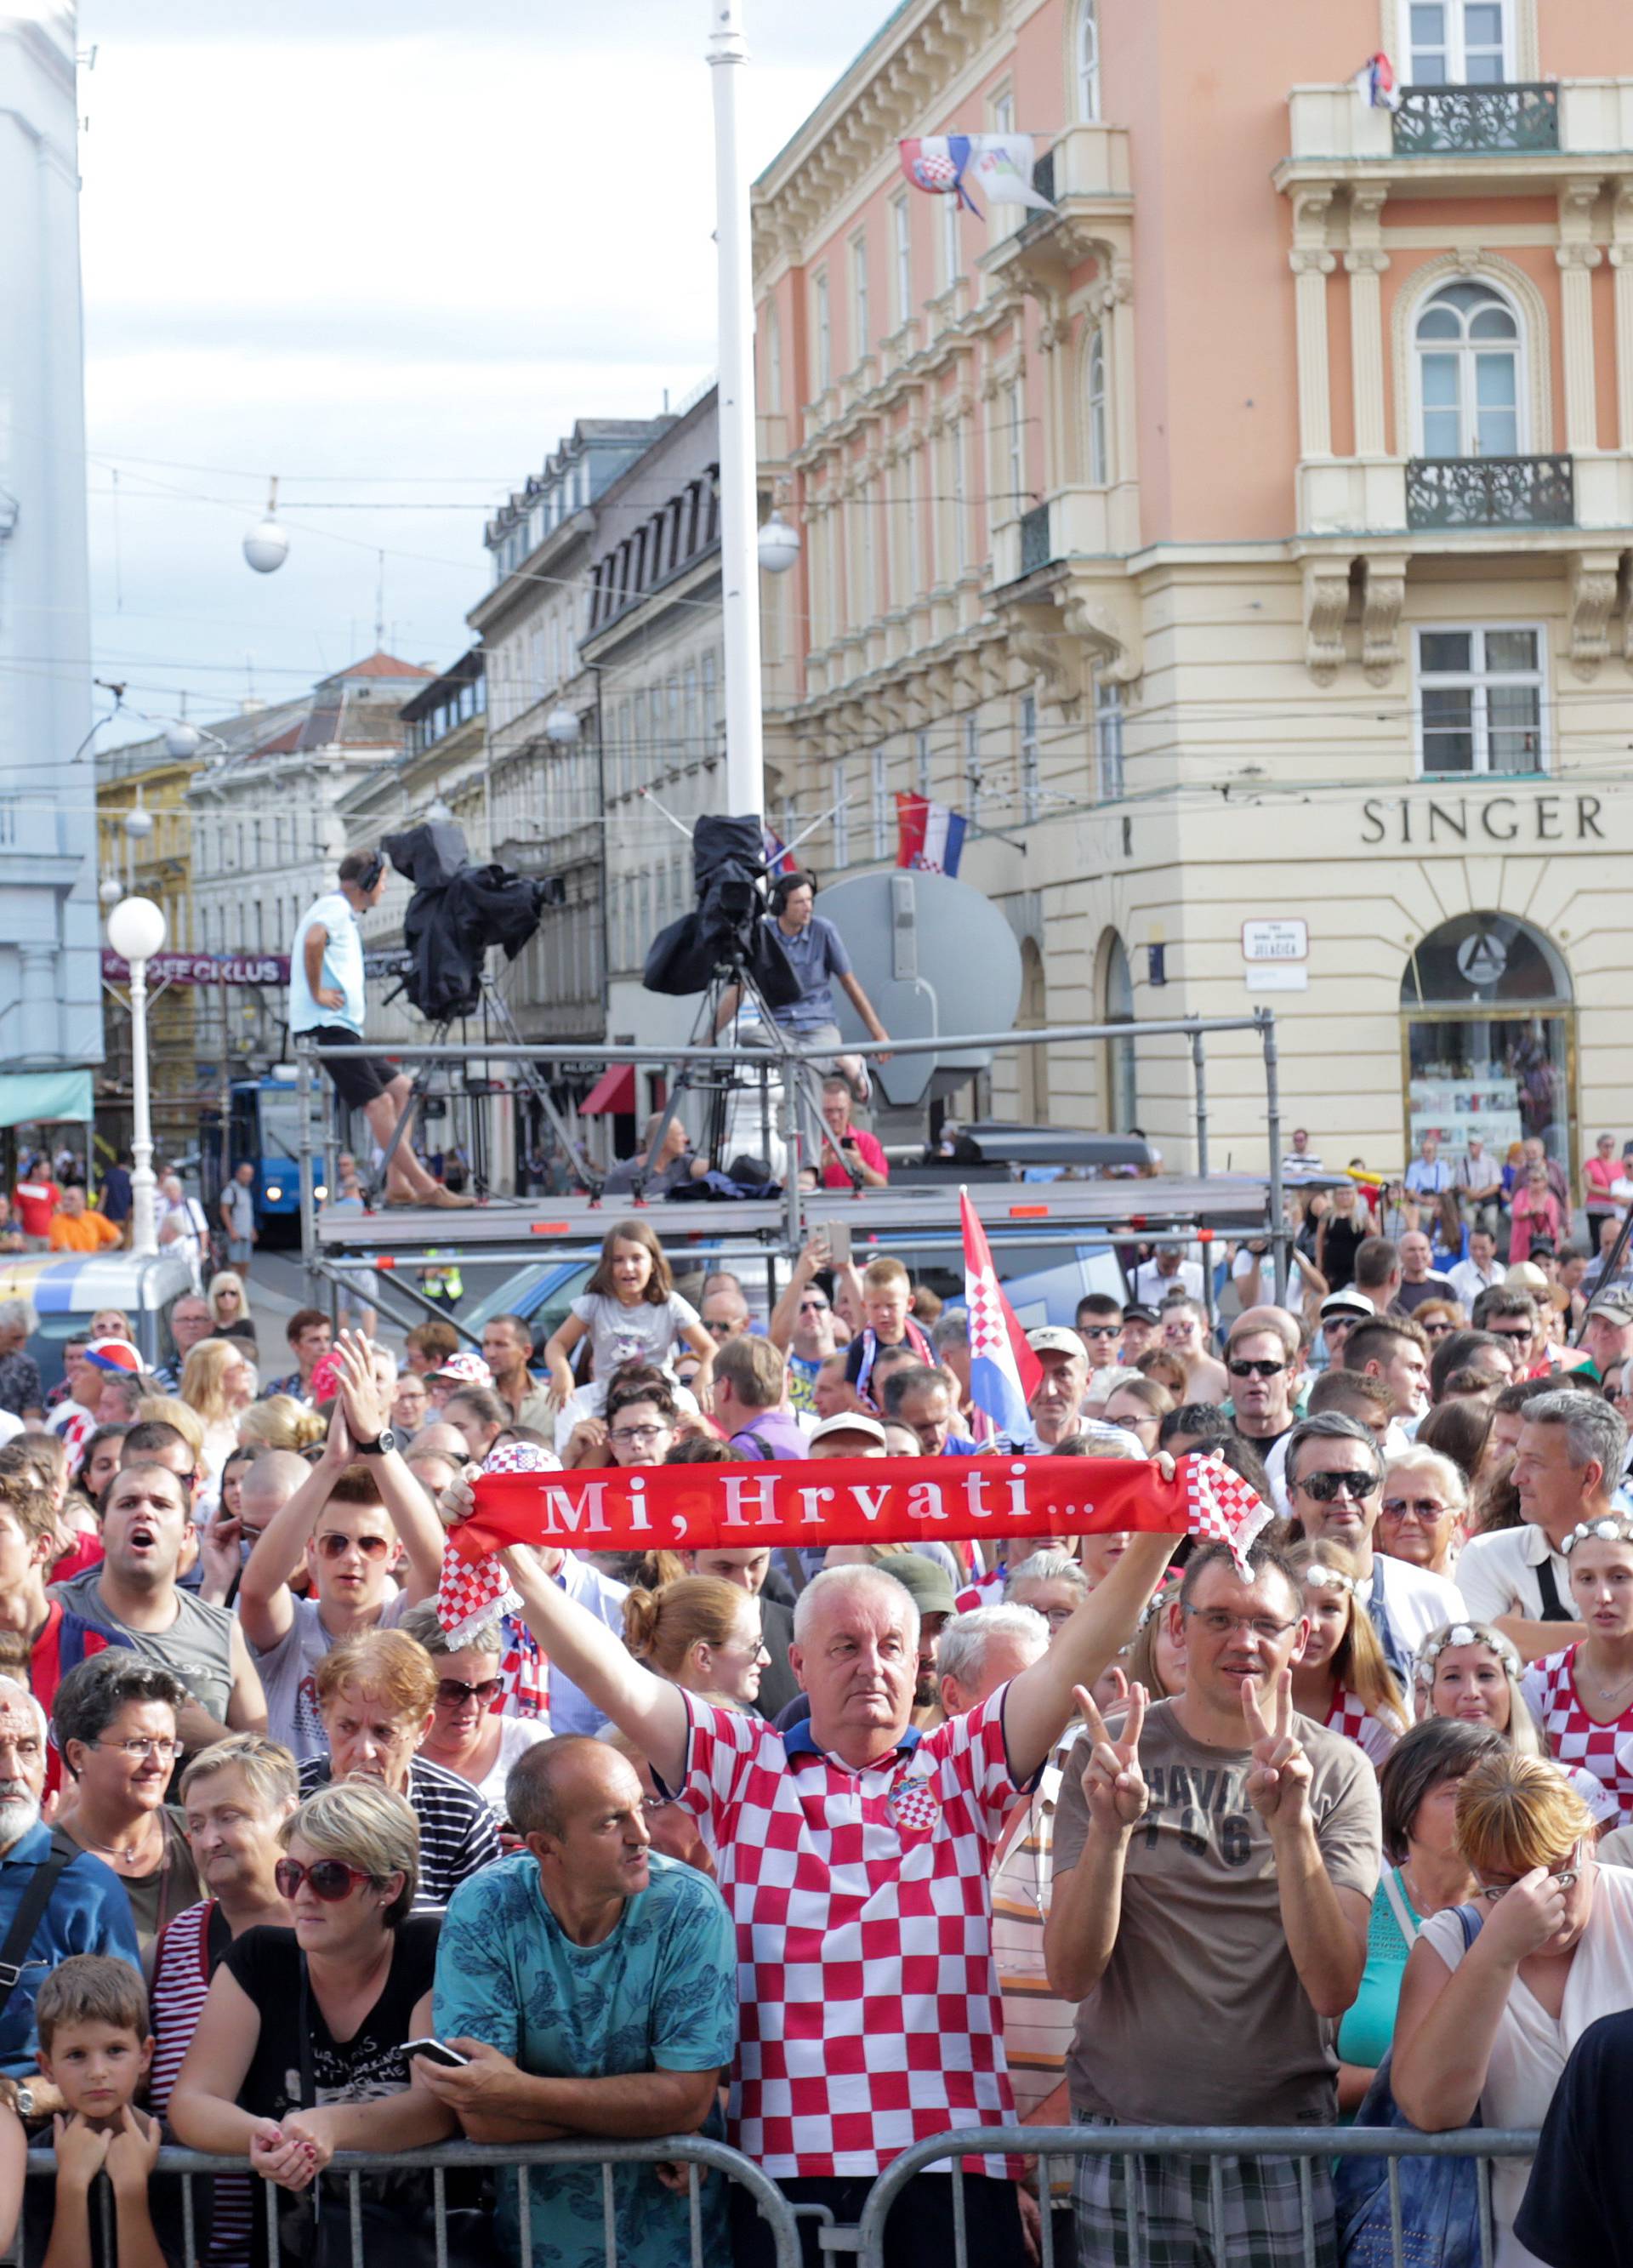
[289,848,473,1211]
[713,869,890,1183]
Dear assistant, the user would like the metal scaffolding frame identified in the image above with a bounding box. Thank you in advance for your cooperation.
[296,1010,1291,1329]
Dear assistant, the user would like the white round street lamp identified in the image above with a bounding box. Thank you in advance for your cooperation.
[544,704,581,746]
[243,478,290,575]
[105,895,168,1258]
[757,510,801,575]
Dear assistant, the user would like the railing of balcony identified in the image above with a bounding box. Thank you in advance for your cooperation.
[1405,453,1574,530]
[1392,82,1559,154]
[1019,501,1054,576]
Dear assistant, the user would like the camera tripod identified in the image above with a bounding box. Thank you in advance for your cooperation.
[364,970,602,1206]
[633,955,862,1200]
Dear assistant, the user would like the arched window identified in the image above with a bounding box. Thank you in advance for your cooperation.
[1085,327,1108,484]
[1077,0,1100,122]
[1101,931,1137,1131]
[1415,282,1522,458]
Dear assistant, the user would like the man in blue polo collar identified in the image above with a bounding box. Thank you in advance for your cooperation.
[0,1678,139,2118]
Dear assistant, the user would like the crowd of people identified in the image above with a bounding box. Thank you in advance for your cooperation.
[0,1176,1627,2266]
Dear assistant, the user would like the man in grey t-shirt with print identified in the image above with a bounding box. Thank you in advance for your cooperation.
[1044,1539,1380,2268]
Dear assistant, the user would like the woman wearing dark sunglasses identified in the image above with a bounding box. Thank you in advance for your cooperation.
[169,1781,456,2256]
[398,1604,551,1834]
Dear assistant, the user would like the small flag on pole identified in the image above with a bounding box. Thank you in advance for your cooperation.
[896,791,966,876]
[1351,51,1399,108]
[961,1186,1041,1444]
[761,824,798,877]
[898,134,1055,220]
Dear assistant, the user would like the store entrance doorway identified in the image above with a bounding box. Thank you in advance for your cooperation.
[1400,913,1573,1187]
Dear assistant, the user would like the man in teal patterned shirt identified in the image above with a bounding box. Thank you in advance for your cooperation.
[421,1735,737,2268]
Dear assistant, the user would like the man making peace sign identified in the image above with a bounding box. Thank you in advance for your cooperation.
[1044,1538,1382,2268]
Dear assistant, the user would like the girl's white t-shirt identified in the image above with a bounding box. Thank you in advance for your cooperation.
[570,1291,699,1377]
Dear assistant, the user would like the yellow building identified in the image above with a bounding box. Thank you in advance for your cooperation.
[94,743,201,1165]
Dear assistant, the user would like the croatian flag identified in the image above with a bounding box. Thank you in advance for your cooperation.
[954,1562,1007,1616]
[1351,51,1399,108]
[761,824,798,877]
[961,1185,1041,1445]
[900,134,980,214]
[896,790,966,876]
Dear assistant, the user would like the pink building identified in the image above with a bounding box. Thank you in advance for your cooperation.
[754,0,1633,1185]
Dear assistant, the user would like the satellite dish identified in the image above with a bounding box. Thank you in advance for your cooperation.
[820,869,1022,1109]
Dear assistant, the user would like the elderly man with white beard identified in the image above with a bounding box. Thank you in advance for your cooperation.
[0,1678,140,2119]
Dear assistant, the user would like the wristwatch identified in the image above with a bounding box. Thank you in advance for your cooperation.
[13,2085,34,2118]
[351,1427,397,1457]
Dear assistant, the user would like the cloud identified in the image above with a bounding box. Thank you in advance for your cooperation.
[71,2,887,721]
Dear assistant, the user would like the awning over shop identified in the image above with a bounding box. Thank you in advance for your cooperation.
[0,1071,94,1129]
[578,1063,635,1116]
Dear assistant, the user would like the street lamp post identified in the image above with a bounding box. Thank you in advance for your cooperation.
[105,897,168,1257]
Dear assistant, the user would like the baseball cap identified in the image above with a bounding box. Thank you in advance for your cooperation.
[430,1350,494,1389]
[1505,1262,1550,1296]
[1027,1326,1085,1359]
[85,1337,142,1375]
[1319,1290,1373,1323]
[877,1553,959,1621]
[1590,1297,1633,1328]
[808,1412,888,1450]
[1120,1303,1158,1326]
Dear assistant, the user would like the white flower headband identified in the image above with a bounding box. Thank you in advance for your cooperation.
[1301,1563,1356,1597]
[1561,1516,1633,1556]
[1414,1621,1521,1684]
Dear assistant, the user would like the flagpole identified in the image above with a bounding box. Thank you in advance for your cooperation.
[708,0,766,821]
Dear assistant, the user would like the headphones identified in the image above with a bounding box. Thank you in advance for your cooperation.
[769,868,817,915]
[357,852,385,893]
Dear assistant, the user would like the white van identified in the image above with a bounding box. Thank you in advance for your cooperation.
[0,1250,197,1394]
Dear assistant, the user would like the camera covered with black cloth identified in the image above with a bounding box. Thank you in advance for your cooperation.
[642,812,801,1008]
[382,820,564,1022]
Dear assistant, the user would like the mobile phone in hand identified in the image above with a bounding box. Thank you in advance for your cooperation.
[405,2038,469,2069]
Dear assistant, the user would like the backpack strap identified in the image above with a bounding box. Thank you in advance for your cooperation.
[0,1831,79,2017]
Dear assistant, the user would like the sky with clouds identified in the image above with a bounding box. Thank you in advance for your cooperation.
[75,0,890,737]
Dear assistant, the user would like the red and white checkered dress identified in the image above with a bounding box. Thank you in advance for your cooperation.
[676,1687,1023,2180]
[1528,1646,1633,1818]
[1325,1686,1403,1770]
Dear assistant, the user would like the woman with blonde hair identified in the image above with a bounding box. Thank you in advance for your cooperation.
[622,1574,768,1708]
[1284,1538,1408,1767]
[1392,1753,1633,2261]
[1124,1582,1185,1701]
[135,1394,205,1461]
[1416,1620,1547,1758]
[236,1394,325,1454]
[179,1337,256,1484]
[205,1269,258,1355]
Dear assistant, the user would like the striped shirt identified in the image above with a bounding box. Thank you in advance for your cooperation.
[150,1900,253,2266]
[991,1728,1079,2200]
[297,1756,501,1911]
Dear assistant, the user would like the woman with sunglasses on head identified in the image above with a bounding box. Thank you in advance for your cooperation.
[237,1331,447,1764]
[51,1652,203,1952]
[1522,1514,1633,1822]
[169,1782,456,2257]
[396,1604,551,1824]
[1284,1539,1408,1769]
[1391,1753,1633,2262]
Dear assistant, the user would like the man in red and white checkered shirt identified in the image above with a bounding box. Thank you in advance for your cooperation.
[495,1524,1179,2268]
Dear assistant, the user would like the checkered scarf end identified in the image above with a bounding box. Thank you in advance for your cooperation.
[1183,1454,1273,1579]
[435,1548,521,1650]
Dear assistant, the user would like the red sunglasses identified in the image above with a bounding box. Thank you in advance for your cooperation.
[275,1857,373,1902]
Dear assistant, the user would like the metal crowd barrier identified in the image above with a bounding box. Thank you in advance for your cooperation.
[13,2134,801,2268]
[851,2124,1542,2268]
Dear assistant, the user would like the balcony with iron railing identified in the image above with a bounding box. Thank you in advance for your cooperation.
[1405,453,1574,530]
[1392,82,1559,154]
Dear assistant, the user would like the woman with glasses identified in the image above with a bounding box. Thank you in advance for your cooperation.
[397,1604,551,1824]
[1379,1449,1468,1580]
[562,1365,682,1472]
[623,1576,770,1710]
[1100,1375,1174,1454]
[1391,1753,1633,2259]
[1284,1540,1408,1768]
[51,1652,203,1950]
[1412,1296,1466,1346]
[169,1782,454,2253]
[206,1269,259,1356]
[1524,1514,1633,1821]
[302,1631,500,1910]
